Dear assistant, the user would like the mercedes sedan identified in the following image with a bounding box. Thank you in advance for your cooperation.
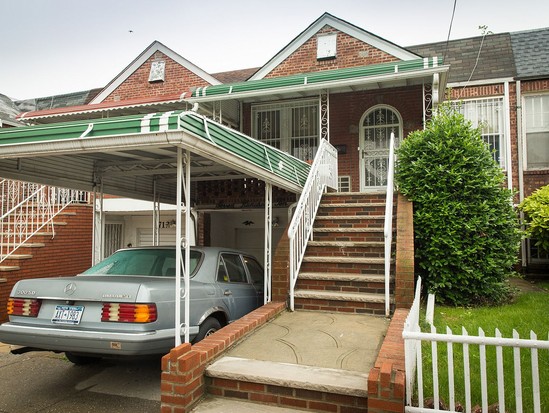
[0,246,264,364]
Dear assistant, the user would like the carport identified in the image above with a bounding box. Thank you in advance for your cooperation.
[0,110,310,344]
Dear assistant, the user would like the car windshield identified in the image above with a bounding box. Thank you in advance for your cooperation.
[82,249,202,277]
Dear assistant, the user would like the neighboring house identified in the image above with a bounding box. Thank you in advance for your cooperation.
[0,94,23,128]
[3,13,549,277]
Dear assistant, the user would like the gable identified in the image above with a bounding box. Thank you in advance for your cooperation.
[91,41,220,104]
[251,13,420,80]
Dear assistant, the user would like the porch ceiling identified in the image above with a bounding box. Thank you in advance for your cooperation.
[0,111,309,203]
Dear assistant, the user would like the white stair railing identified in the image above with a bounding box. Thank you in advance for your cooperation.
[288,139,338,311]
[384,132,396,317]
[1,179,88,264]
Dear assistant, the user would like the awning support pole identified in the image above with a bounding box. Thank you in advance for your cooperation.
[264,182,272,303]
[175,147,191,347]
[92,181,104,265]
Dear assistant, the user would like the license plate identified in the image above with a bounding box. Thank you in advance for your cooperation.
[51,305,84,325]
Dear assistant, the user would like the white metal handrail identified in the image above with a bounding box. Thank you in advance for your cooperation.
[1,179,89,263]
[384,132,396,317]
[288,139,338,310]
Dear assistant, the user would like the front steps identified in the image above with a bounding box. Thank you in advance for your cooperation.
[293,192,395,315]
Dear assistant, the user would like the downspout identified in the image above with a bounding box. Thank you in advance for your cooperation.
[504,82,513,192]
[516,80,527,268]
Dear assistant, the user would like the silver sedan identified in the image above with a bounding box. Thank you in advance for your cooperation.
[0,246,264,364]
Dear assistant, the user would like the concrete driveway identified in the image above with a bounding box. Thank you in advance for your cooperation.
[0,344,160,412]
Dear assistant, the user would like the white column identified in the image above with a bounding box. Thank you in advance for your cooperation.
[264,182,272,303]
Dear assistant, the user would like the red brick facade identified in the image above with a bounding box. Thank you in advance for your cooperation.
[0,205,93,323]
[265,25,399,78]
[103,51,212,102]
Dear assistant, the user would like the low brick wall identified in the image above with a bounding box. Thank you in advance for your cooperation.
[395,193,415,308]
[161,301,286,413]
[367,308,408,413]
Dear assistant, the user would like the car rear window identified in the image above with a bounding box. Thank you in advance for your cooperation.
[82,249,202,277]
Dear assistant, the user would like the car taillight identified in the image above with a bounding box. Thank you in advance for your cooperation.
[7,298,42,317]
[101,303,157,323]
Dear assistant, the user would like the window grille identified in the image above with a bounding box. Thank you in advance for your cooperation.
[338,176,351,192]
[451,98,506,168]
[252,100,319,161]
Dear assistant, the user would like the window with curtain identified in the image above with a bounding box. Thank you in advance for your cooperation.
[524,94,549,170]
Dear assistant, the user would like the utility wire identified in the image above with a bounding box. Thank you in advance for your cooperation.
[443,0,458,64]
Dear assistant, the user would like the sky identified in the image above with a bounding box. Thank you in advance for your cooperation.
[2,0,548,100]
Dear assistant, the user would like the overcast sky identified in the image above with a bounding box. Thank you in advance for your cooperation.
[2,0,548,100]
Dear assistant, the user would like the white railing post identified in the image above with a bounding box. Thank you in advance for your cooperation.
[288,139,338,310]
[384,132,396,317]
[403,279,548,413]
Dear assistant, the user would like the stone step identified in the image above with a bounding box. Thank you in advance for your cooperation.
[0,254,33,260]
[302,256,388,265]
[190,396,302,413]
[0,266,20,272]
[315,215,385,220]
[307,240,385,247]
[207,356,369,398]
[299,272,387,283]
[293,289,387,304]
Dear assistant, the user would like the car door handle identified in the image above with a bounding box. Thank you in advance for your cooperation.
[223,290,232,296]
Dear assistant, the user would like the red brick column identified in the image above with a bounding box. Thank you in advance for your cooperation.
[395,193,415,308]
[367,308,408,413]
[161,301,286,413]
[271,229,290,303]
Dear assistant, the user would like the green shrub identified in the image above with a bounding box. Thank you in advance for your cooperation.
[395,106,521,305]
[518,184,549,253]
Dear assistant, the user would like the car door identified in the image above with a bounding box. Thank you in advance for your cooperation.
[216,253,258,320]
[242,255,265,306]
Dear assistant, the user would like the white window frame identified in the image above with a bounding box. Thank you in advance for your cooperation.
[451,97,507,169]
[523,93,549,171]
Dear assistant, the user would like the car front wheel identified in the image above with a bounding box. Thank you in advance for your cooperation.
[193,317,222,343]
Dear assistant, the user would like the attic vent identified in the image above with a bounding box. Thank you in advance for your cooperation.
[317,33,337,60]
[338,176,351,192]
[149,60,166,82]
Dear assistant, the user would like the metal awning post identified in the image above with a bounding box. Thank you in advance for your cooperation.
[92,180,104,265]
[175,147,192,347]
[264,182,272,303]
[183,149,191,344]
[153,178,160,246]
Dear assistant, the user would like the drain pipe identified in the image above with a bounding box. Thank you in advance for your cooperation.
[516,80,527,268]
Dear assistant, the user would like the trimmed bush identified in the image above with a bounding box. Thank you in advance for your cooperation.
[519,184,549,253]
[395,106,521,305]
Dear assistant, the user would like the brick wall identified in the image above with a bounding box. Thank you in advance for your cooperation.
[367,308,408,413]
[0,205,93,323]
[161,301,286,413]
[103,51,212,102]
[395,194,415,308]
[265,26,399,78]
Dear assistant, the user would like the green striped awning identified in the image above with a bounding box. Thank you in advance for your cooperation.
[0,111,310,191]
[190,57,445,100]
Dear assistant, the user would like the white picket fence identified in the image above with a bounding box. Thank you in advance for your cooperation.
[403,277,549,413]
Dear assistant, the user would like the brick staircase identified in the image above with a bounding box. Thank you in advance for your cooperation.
[293,192,395,316]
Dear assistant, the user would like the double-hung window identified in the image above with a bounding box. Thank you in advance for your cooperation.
[252,99,319,161]
[524,94,549,170]
[452,97,506,169]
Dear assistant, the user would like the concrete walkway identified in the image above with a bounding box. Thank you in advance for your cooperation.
[192,311,389,412]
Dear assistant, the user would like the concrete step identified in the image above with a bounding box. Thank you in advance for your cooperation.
[307,240,385,248]
[298,272,387,283]
[0,254,33,260]
[0,266,20,272]
[190,396,303,413]
[207,356,369,398]
[294,289,387,304]
[302,256,388,265]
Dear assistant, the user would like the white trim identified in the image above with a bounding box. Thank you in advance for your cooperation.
[249,13,420,80]
[90,41,221,104]
[447,77,515,88]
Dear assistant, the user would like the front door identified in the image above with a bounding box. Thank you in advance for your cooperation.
[359,106,402,191]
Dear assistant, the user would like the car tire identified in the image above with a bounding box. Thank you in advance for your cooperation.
[65,352,100,365]
[193,317,222,343]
